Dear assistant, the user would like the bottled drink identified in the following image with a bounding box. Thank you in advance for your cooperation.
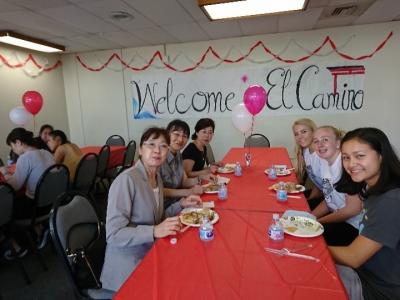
[268,213,284,242]
[199,216,214,241]
[234,162,242,177]
[6,155,13,166]
[276,181,288,202]
[218,183,228,200]
[268,165,277,180]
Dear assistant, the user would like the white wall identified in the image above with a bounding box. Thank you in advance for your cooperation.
[0,44,69,161]
[63,21,400,161]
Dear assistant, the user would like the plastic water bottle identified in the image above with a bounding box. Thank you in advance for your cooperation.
[276,181,288,202]
[268,165,277,180]
[268,214,284,242]
[6,155,13,166]
[234,162,242,177]
[199,216,214,241]
[218,183,228,200]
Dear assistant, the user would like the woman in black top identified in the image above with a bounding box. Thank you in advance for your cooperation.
[182,118,219,178]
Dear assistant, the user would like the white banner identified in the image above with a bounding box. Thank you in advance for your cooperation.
[130,63,365,119]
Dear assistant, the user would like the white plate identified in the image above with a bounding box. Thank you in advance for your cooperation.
[264,168,291,176]
[269,183,305,194]
[180,208,219,227]
[217,166,234,174]
[202,183,219,194]
[280,216,324,238]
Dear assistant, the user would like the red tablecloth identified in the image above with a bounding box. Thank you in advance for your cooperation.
[114,148,347,300]
[80,146,125,169]
[203,148,310,213]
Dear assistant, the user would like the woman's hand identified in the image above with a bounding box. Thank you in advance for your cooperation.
[209,165,218,174]
[180,195,202,208]
[200,173,217,183]
[0,166,7,175]
[191,185,203,195]
[154,216,181,238]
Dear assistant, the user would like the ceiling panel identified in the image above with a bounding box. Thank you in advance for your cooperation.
[198,20,242,40]
[177,0,209,22]
[278,8,324,32]
[163,22,209,42]
[239,15,279,36]
[129,26,180,45]
[39,4,120,33]
[0,0,25,11]
[70,33,123,49]
[98,31,149,48]
[8,0,70,10]
[354,0,400,24]
[122,0,194,26]
[76,0,156,30]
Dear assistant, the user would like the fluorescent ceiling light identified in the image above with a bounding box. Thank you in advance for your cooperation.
[200,0,307,20]
[0,31,65,53]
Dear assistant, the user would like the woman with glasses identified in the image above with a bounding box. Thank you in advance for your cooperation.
[311,125,363,246]
[101,127,202,292]
[182,118,219,178]
[330,127,400,300]
[160,119,211,208]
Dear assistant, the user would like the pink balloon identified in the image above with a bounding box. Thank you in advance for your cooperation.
[22,91,43,115]
[243,85,267,116]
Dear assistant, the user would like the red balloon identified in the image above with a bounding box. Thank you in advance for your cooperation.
[22,91,43,115]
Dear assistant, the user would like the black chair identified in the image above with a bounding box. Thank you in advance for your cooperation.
[0,158,3,167]
[205,144,216,165]
[122,140,136,167]
[105,135,125,147]
[0,183,31,284]
[95,145,110,192]
[244,133,270,148]
[49,193,114,300]
[14,164,70,271]
[72,153,98,196]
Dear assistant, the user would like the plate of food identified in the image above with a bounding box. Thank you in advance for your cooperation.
[217,163,235,174]
[264,168,291,176]
[269,182,305,194]
[280,215,324,238]
[180,208,219,227]
[202,183,219,194]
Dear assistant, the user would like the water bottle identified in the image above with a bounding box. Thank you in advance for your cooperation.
[6,155,13,166]
[199,216,214,241]
[218,183,228,200]
[234,162,242,177]
[268,165,277,180]
[268,213,284,242]
[276,181,288,202]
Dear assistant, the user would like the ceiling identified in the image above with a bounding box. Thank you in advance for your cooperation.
[0,0,399,53]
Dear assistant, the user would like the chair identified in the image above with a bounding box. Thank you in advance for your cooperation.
[244,133,270,148]
[49,193,114,299]
[0,158,3,167]
[122,140,136,167]
[0,183,31,284]
[95,145,110,192]
[72,153,98,196]
[14,164,70,271]
[105,135,125,147]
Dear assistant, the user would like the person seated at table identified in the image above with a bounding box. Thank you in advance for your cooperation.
[100,127,202,292]
[0,128,55,259]
[161,119,216,208]
[47,130,82,181]
[311,125,363,246]
[329,127,400,300]
[34,124,53,152]
[182,118,221,178]
[292,118,323,209]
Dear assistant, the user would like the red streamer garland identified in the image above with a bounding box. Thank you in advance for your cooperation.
[75,32,393,73]
[0,53,61,72]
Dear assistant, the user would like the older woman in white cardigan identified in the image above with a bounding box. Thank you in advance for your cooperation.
[101,127,202,292]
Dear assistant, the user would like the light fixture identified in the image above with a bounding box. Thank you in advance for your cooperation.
[199,0,307,20]
[0,31,65,53]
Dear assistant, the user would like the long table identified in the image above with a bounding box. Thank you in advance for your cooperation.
[114,147,347,300]
[80,145,125,169]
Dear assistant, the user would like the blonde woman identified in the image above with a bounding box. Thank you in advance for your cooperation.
[292,118,323,204]
[312,125,363,246]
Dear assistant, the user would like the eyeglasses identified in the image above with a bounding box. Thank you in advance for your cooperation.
[142,141,169,151]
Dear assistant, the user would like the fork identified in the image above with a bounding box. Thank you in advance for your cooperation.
[265,247,320,262]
